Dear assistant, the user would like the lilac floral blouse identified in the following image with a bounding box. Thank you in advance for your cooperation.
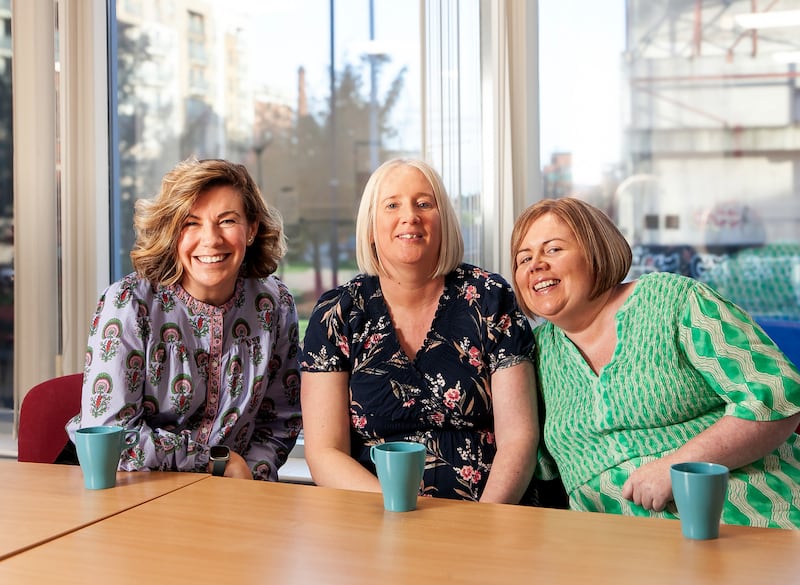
[300,263,534,500]
[66,272,302,480]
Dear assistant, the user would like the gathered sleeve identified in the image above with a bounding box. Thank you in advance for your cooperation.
[299,286,355,373]
[245,281,302,480]
[66,278,208,472]
[473,269,534,373]
[678,281,800,421]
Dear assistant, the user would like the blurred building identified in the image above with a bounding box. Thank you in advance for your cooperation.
[622,0,800,249]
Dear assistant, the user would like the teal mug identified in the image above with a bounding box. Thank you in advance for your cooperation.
[670,462,729,540]
[370,441,427,512]
[75,426,140,490]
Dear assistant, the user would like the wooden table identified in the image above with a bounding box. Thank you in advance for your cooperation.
[1,473,798,584]
[0,461,208,560]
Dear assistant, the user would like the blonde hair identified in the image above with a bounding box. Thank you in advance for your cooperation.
[355,158,464,277]
[130,158,286,285]
[510,197,632,317]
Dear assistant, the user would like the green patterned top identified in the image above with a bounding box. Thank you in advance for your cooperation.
[534,271,800,528]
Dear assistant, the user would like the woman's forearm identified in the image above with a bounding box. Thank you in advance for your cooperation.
[479,438,538,504]
[669,413,800,470]
[306,446,382,493]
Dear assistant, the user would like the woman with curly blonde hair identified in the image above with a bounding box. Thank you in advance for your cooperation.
[67,158,302,481]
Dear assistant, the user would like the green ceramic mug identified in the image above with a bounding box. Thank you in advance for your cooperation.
[370,441,427,512]
[75,426,140,490]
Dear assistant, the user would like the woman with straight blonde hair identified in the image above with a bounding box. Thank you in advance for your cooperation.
[300,158,540,503]
[66,158,302,480]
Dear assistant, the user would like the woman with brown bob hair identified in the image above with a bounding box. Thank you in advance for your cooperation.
[512,196,800,528]
[67,158,302,481]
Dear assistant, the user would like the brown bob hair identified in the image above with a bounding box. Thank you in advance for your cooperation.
[510,197,632,317]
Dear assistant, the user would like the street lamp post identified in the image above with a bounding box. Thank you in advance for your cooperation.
[368,0,379,171]
[329,0,339,288]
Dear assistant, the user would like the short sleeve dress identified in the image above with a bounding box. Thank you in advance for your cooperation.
[534,271,800,528]
[300,263,534,501]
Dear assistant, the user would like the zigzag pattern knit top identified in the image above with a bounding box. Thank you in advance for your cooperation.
[534,271,800,528]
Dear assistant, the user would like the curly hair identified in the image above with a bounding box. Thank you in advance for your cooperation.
[130,158,286,285]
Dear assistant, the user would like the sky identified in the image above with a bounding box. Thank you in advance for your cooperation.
[538,0,626,184]
[216,0,627,186]
[219,0,421,151]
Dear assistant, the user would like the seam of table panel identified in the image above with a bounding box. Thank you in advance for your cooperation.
[0,474,213,562]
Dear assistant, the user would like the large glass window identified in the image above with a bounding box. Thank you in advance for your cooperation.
[111,0,424,332]
[539,0,800,362]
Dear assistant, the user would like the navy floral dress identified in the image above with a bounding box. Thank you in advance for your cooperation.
[300,263,533,501]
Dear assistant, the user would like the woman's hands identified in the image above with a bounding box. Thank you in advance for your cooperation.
[206,451,254,480]
[621,457,675,512]
[622,413,800,511]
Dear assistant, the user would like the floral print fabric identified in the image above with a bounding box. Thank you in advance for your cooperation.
[66,272,302,480]
[300,264,534,500]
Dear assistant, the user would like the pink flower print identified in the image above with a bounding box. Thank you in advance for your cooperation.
[338,338,350,359]
[444,388,461,402]
[468,346,481,368]
[472,267,489,279]
[498,314,511,332]
[444,388,460,409]
[402,398,416,407]
[464,284,479,302]
[459,465,475,481]
[485,431,495,445]
[351,414,367,429]
[472,470,482,482]
[431,411,445,425]
[364,333,382,350]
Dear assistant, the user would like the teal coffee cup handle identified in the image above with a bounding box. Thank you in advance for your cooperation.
[75,426,140,490]
[370,441,427,512]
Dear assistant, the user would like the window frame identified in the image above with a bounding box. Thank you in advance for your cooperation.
[12,0,110,432]
[10,0,537,441]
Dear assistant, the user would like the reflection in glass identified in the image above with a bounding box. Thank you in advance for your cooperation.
[539,0,800,346]
[0,0,11,413]
[112,0,422,329]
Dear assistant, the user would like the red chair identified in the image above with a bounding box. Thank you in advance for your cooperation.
[18,373,83,463]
